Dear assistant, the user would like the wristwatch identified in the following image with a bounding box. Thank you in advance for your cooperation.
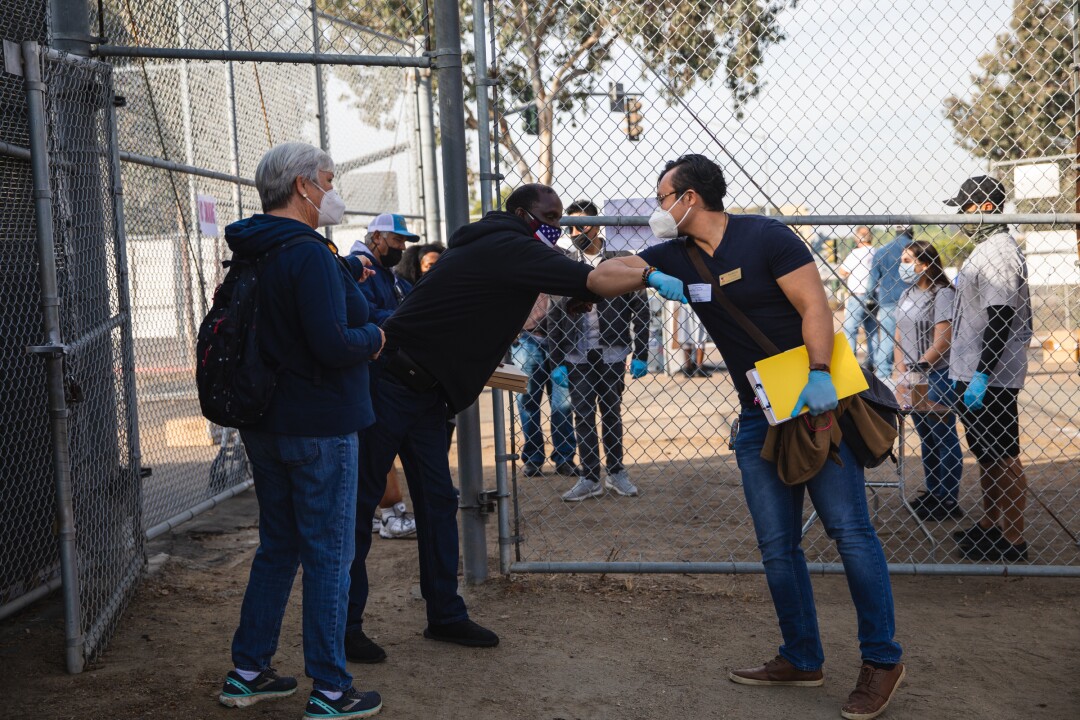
[808,363,830,373]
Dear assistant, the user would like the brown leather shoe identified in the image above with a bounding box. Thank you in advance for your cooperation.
[841,663,906,720]
[728,655,824,687]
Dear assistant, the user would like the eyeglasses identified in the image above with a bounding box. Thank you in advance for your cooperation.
[563,226,587,236]
[655,190,677,205]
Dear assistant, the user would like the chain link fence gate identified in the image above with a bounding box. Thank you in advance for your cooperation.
[477,0,1080,576]
[1,32,142,671]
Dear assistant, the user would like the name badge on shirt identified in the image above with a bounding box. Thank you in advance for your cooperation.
[688,283,712,303]
[718,268,743,286]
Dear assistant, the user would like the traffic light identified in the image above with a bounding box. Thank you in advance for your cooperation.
[608,81,625,113]
[523,104,539,135]
[623,97,642,141]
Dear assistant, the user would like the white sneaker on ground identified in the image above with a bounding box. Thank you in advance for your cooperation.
[561,477,604,502]
[372,515,381,533]
[605,470,639,497]
[379,502,417,539]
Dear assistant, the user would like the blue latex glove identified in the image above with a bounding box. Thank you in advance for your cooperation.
[630,359,648,379]
[551,365,569,388]
[963,371,990,410]
[791,370,839,417]
[647,270,688,303]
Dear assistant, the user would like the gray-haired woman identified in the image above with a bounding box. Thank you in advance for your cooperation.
[215,142,385,719]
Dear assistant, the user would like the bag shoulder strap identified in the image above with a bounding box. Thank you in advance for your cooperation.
[682,239,780,356]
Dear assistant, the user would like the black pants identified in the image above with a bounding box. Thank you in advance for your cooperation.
[568,356,626,482]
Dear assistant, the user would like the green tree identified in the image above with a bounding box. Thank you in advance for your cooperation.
[321,0,793,185]
[944,0,1074,162]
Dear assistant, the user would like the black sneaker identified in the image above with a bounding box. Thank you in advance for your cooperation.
[908,491,933,513]
[959,525,1005,561]
[344,628,387,664]
[423,618,499,647]
[218,668,297,708]
[953,523,999,549]
[916,495,964,521]
[554,462,578,476]
[522,462,543,477]
[304,687,382,719]
[981,537,1030,563]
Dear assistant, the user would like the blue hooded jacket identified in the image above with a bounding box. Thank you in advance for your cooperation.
[224,214,383,436]
[347,243,413,326]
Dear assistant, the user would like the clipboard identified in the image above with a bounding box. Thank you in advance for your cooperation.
[746,332,869,426]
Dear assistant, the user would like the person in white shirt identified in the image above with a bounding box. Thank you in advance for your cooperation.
[837,226,878,366]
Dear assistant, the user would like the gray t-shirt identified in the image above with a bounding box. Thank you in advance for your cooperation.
[949,231,1033,388]
[895,284,955,371]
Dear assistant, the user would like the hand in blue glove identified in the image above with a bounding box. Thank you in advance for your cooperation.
[791,370,839,417]
[962,371,990,410]
[551,365,569,388]
[647,270,688,303]
[630,359,648,379]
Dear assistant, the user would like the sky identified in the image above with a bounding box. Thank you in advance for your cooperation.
[323,0,1024,226]
[482,0,1018,220]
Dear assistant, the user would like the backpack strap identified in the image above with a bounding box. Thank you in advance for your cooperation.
[681,238,780,356]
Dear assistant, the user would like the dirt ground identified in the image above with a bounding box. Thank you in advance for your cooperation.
[2,487,1079,720]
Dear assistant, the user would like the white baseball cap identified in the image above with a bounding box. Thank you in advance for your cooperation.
[367,213,420,240]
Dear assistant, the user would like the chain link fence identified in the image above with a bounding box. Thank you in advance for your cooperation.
[1,0,434,669]
[485,0,1080,574]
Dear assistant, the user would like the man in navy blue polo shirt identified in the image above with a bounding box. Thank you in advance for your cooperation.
[606,155,904,720]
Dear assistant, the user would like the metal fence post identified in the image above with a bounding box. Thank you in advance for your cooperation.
[417,64,442,240]
[471,0,511,575]
[221,0,244,230]
[433,0,486,584]
[22,40,85,674]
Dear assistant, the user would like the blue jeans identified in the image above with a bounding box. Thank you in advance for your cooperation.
[348,373,468,631]
[871,303,898,380]
[843,295,877,362]
[734,410,902,670]
[234,430,358,693]
[511,333,575,466]
[911,369,963,502]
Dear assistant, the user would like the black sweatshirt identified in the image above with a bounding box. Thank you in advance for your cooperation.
[382,211,600,413]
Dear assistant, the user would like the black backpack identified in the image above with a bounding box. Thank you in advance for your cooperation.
[196,238,313,428]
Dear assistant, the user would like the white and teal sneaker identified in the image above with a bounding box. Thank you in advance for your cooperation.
[304,687,383,718]
[218,667,297,708]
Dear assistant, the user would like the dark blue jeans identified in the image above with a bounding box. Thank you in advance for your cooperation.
[568,359,626,482]
[911,369,963,502]
[348,373,468,631]
[233,430,358,693]
[734,410,902,670]
[511,333,575,466]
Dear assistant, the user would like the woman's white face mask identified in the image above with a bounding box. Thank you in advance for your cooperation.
[648,191,692,239]
[304,179,346,226]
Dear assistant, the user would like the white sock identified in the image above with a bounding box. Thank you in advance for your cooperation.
[234,668,261,681]
[320,689,343,700]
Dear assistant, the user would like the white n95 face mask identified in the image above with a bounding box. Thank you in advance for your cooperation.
[305,182,347,227]
[648,192,691,239]
[315,188,346,226]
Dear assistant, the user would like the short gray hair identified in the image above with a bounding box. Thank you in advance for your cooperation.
[255,142,335,212]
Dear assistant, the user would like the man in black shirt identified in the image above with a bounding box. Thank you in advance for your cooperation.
[607,155,904,720]
[344,184,687,660]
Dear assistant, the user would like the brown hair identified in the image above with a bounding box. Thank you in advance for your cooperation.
[906,240,950,289]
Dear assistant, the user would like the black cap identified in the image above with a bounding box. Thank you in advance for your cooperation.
[943,175,1006,208]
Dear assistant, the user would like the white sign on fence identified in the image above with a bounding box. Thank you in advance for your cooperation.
[1014,162,1060,200]
[196,194,220,237]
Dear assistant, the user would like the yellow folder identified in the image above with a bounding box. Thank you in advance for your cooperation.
[750,332,868,424]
